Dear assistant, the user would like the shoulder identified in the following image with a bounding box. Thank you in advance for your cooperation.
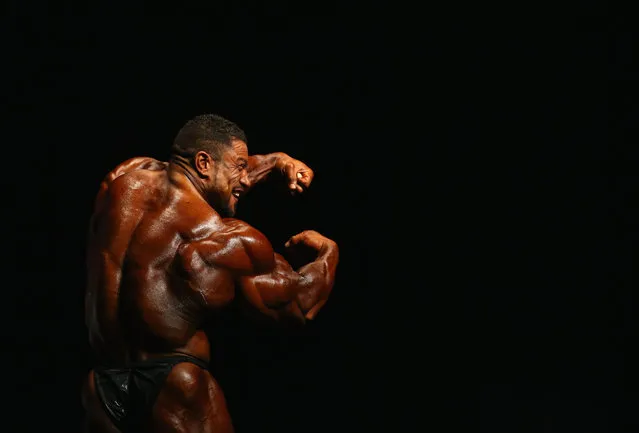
[105,157,167,182]
[221,219,275,271]
[221,219,270,244]
[95,157,167,206]
[95,164,168,217]
[105,165,164,198]
[185,218,275,275]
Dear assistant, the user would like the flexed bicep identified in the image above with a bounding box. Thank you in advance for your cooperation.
[234,227,339,323]
[237,253,306,323]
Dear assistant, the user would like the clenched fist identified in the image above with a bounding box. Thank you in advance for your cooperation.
[275,155,314,195]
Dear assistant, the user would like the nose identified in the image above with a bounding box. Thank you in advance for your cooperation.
[239,170,251,189]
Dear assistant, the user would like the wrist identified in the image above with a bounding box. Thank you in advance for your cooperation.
[272,152,291,171]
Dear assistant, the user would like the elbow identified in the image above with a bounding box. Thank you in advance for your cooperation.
[283,300,307,325]
[296,275,333,313]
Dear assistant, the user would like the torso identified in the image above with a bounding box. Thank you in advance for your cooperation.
[85,163,236,366]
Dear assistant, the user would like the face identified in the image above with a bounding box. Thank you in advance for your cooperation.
[195,139,250,217]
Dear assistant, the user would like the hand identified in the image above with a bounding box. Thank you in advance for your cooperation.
[285,230,335,252]
[275,155,314,195]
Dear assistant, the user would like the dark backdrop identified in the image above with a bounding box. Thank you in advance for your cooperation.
[4,6,625,433]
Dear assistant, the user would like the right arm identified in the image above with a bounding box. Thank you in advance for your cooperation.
[239,246,338,323]
[209,222,339,324]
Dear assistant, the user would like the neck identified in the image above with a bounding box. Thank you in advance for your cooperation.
[168,155,208,200]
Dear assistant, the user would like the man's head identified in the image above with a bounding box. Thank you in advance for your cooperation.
[171,114,250,217]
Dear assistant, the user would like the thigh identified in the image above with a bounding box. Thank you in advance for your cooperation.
[151,362,234,433]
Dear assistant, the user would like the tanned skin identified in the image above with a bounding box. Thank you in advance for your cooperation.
[81,141,339,433]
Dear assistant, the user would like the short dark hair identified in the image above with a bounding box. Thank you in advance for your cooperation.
[171,114,247,161]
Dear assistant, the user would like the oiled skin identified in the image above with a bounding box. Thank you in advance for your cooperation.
[81,152,339,433]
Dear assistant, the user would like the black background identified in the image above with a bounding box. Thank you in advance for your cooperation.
[3,4,627,433]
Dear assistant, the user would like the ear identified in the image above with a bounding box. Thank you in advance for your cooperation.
[193,151,214,178]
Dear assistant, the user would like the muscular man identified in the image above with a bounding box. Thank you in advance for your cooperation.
[81,114,339,433]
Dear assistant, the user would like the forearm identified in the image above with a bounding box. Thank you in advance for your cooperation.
[293,243,339,319]
[247,152,287,187]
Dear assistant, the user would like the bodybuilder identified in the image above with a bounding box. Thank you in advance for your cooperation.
[81,114,339,432]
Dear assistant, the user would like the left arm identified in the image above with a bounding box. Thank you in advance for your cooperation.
[247,152,314,194]
[116,153,312,195]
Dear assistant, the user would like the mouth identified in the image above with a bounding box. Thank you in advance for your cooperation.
[231,188,244,200]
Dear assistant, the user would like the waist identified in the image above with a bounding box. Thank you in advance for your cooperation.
[96,351,209,371]
[133,351,209,368]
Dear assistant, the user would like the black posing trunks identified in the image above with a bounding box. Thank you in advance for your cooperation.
[93,353,209,432]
